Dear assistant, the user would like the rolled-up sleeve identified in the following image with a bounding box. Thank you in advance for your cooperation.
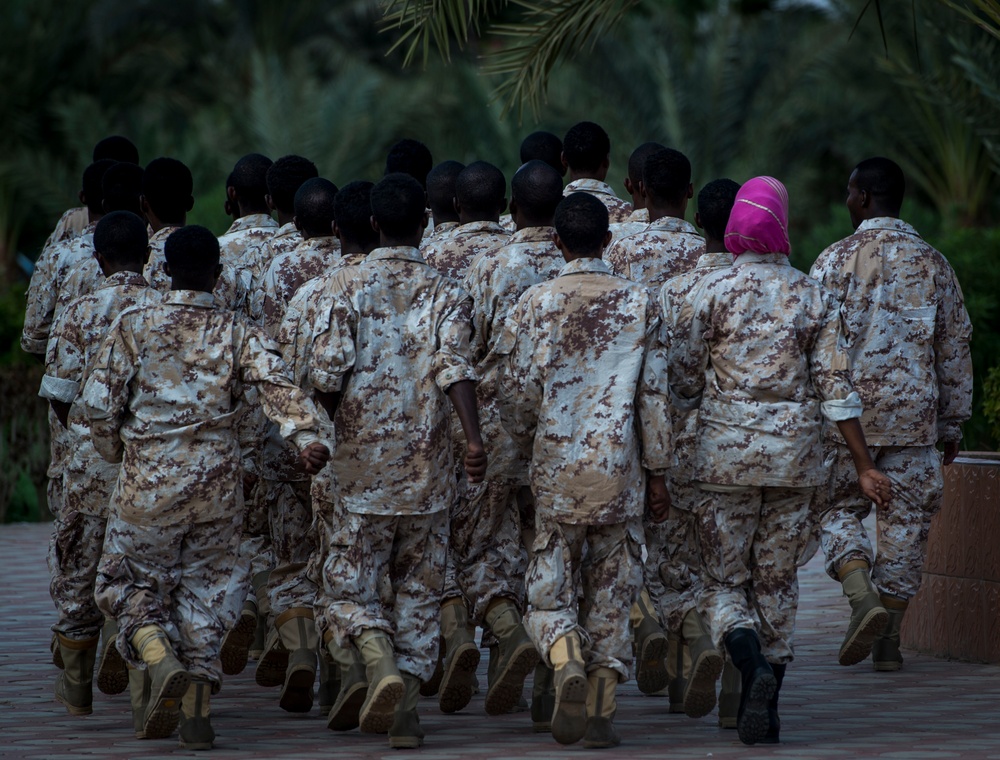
[434,292,479,392]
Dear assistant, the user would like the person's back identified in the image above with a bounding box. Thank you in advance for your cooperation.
[218,153,278,286]
[561,121,632,224]
[422,160,464,245]
[607,141,664,247]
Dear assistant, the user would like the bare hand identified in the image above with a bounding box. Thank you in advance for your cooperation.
[942,441,960,466]
[858,468,891,508]
[465,443,488,484]
[300,442,331,475]
[647,475,671,523]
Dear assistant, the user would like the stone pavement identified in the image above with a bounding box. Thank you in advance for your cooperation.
[2,521,999,759]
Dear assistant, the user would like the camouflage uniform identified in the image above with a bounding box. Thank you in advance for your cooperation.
[562,179,633,224]
[666,252,862,663]
[82,290,323,687]
[144,226,248,312]
[498,214,517,234]
[810,218,973,600]
[422,220,509,282]
[496,257,672,679]
[42,206,89,251]
[607,207,648,249]
[38,272,160,642]
[247,222,303,323]
[309,246,478,681]
[605,216,705,294]
[218,213,279,321]
[420,221,460,250]
[261,235,341,339]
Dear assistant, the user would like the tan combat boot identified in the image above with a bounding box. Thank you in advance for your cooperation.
[717,659,740,729]
[419,637,444,697]
[325,633,368,731]
[484,598,539,715]
[132,625,190,739]
[178,677,214,750]
[437,598,480,714]
[317,645,338,716]
[96,617,128,695]
[51,632,65,670]
[530,662,555,732]
[681,609,724,718]
[582,666,621,749]
[665,631,686,713]
[255,607,289,688]
[388,672,425,749]
[631,588,669,696]
[549,631,588,745]
[219,597,257,675]
[127,665,151,738]
[274,608,318,713]
[837,560,888,666]
[872,596,907,671]
[54,634,99,715]
[355,629,404,734]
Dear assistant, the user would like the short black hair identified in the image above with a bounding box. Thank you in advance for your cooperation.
[94,211,149,265]
[230,153,273,206]
[643,148,692,205]
[456,161,506,216]
[426,160,465,219]
[164,225,220,276]
[82,160,117,215]
[294,177,339,238]
[511,160,563,220]
[853,157,905,211]
[142,157,193,223]
[628,142,666,185]
[520,131,563,174]
[334,180,379,248]
[102,162,144,215]
[385,139,433,189]
[266,155,319,214]
[697,178,741,241]
[554,192,609,257]
[93,136,139,165]
[370,173,426,239]
[562,121,611,173]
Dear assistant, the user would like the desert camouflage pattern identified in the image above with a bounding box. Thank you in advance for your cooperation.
[420,220,460,249]
[81,289,323,528]
[265,479,317,613]
[261,235,341,339]
[143,226,248,312]
[495,257,672,526]
[562,179,634,223]
[498,214,517,234]
[604,216,705,293]
[809,217,973,446]
[308,246,478,516]
[820,444,944,600]
[42,206,89,251]
[421,220,509,282]
[696,485,814,663]
[525,518,642,680]
[48,509,107,641]
[666,252,861,488]
[219,213,279,319]
[607,207,649,248]
[247,222,303,321]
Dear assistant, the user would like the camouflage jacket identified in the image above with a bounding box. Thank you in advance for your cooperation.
[605,216,705,294]
[422,220,509,282]
[563,179,633,224]
[420,221,460,250]
[143,226,248,312]
[42,207,89,251]
[607,207,649,249]
[248,222,303,321]
[219,213,279,316]
[667,252,860,487]
[261,235,342,339]
[809,217,973,445]
[496,257,671,524]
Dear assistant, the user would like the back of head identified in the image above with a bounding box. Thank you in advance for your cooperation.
[426,160,465,220]
[334,180,378,248]
[642,148,692,206]
[853,156,905,214]
[102,162,144,215]
[628,142,666,185]
[142,157,194,223]
[294,177,339,238]
[456,161,506,218]
[554,192,609,257]
[562,121,611,173]
[231,153,273,208]
[370,173,427,240]
[385,139,433,189]
[82,160,118,215]
[725,176,790,256]
[165,225,221,278]
[697,178,741,242]
[94,211,149,266]
[266,155,319,214]
[511,160,563,222]
[93,135,139,165]
[520,131,564,174]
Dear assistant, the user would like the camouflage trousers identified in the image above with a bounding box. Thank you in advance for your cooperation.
[46,475,65,521]
[48,508,106,641]
[321,509,447,682]
[443,479,527,623]
[96,511,245,687]
[820,444,943,600]
[696,485,813,664]
[266,478,316,614]
[524,517,642,681]
[241,477,276,579]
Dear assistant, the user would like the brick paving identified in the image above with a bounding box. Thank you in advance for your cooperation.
[2,520,1000,759]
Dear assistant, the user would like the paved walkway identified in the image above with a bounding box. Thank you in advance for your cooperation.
[2,521,999,759]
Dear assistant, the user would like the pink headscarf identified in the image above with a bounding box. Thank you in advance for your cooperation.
[724,176,790,256]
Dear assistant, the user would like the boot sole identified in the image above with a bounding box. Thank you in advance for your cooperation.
[55,690,93,716]
[839,608,888,666]
[220,613,256,676]
[873,660,903,672]
[388,735,424,749]
[551,672,588,745]
[438,644,480,714]
[327,681,367,731]
[255,645,289,687]
[144,669,191,739]
[683,649,723,718]
[359,677,404,734]
[97,641,128,695]
[484,642,540,716]
[635,632,669,695]
[736,671,776,746]
[279,665,316,713]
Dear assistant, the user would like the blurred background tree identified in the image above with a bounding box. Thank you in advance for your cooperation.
[2,0,998,519]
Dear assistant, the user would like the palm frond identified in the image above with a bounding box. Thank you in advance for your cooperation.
[380,0,508,65]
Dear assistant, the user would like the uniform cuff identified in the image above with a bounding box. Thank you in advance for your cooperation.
[821,391,862,422]
[39,374,79,403]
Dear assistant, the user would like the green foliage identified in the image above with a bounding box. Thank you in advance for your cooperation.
[0,363,50,523]
[984,366,1000,444]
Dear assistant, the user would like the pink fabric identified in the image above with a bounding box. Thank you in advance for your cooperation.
[724,176,790,256]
